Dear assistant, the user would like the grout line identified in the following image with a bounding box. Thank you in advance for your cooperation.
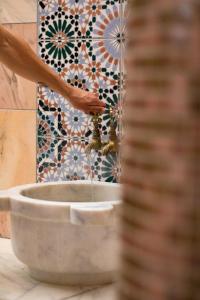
[37,134,90,141]
[36,1,40,184]
[35,93,38,184]
[37,38,123,45]
[0,108,37,112]
[1,22,37,26]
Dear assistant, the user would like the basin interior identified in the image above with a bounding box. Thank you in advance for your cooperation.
[21,183,120,203]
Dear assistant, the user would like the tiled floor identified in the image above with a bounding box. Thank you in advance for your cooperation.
[0,238,116,300]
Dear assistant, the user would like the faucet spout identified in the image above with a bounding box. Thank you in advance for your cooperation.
[102,120,118,156]
[86,115,102,154]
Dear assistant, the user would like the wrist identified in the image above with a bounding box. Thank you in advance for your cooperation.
[50,74,74,99]
[64,83,75,99]
[44,69,77,104]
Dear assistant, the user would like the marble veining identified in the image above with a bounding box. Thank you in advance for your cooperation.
[0,0,37,24]
[0,111,36,238]
[0,23,37,110]
[70,285,117,300]
[0,238,115,300]
[0,181,121,285]
[70,203,114,226]
[0,111,36,190]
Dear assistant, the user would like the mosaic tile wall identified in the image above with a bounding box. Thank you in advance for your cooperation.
[37,0,126,183]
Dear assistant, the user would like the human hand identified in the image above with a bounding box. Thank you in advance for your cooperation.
[68,87,105,114]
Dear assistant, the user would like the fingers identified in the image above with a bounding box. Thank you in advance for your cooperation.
[87,96,105,114]
[89,94,105,107]
[91,101,105,108]
[85,106,105,115]
[89,100,105,108]
[72,91,106,114]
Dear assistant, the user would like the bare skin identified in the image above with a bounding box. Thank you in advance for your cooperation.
[0,25,105,114]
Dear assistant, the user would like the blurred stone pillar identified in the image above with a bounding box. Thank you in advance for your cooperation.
[120,0,200,299]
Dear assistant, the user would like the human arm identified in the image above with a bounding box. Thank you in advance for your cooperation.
[0,25,104,114]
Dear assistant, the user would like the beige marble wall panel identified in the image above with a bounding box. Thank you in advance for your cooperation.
[0,23,37,109]
[0,110,36,237]
[0,214,10,238]
[0,0,37,24]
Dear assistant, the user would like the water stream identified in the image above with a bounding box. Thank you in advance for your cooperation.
[86,116,95,202]
[87,152,95,202]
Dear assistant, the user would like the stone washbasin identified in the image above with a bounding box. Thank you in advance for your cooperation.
[0,181,121,285]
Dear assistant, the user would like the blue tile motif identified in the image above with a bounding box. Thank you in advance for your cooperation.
[38,0,121,39]
[37,136,120,183]
[37,0,126,183]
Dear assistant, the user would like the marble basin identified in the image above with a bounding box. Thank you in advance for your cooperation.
[0,181,121,285]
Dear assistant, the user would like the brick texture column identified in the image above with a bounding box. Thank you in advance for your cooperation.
[120,1,200,299]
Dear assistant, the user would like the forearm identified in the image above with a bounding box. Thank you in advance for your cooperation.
[0,25,73,98]
[0,25,105,114]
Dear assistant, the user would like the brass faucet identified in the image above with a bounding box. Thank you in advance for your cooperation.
[86,114,102,154]
[102,108,118,155]
[86,108,119,155]
[102,119,118,155]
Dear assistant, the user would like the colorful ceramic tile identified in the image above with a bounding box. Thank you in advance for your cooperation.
[37,137,93,182]
[91,151,120,183]
[37,0,124,184]
[38,0,121,39]
[37,85,91,139]
[37,136,120,183]
[38,38,120,139]
[0,23,37,109]
[37,86,120,140]
[101,152,120,183]
[39,38,120,75]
